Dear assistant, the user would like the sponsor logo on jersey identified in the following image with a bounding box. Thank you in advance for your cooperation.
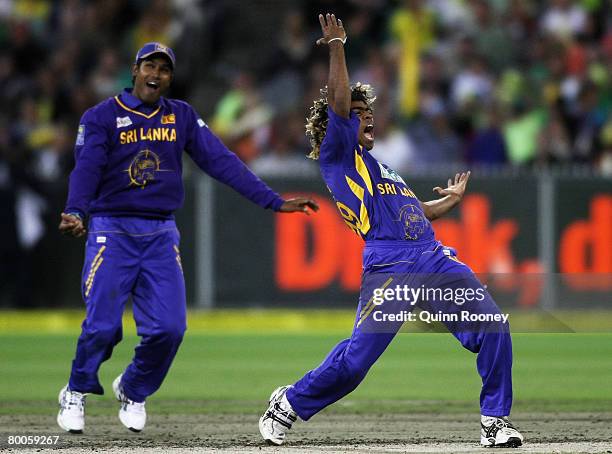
[76,125,85,145]
[116,116,133,128]
[378,162,406,185]
[161,114,176,124]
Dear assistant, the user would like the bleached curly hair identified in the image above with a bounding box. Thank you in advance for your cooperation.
[305,82,376,160]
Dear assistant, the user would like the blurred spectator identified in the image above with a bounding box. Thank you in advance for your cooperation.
[0,125,20,307]
[261,10,314,115]
[408,103,463,167]
[368,104,416,173]
[540,0,588,40]
[503,105,547,165]
[251,113,318,177]
[127,0,180,50]
[450,56,494,108]
[387,0,435,117]
[599,118,612,175]
[569,82,607,161]
[89,47,128,100]
[538,107,573,164]
[211,72,273,163]
[10,20,46,76]
[467,106,508,166]
[470,0,517,72]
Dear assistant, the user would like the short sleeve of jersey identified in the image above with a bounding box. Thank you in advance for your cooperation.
[319,107,360,165]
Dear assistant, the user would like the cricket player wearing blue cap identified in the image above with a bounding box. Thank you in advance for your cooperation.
[57,42,318,434]
[259,15,524,448]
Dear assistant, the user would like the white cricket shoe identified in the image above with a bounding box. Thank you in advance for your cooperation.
[481,415,524,447]
[259,385,298,445]
[57,385,86,433]
[113,374,146,432]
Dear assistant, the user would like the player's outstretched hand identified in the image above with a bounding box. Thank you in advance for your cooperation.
[279,198,319,216]
[433,171,471,201]
[59,212,87,238]
[316,13,347,46]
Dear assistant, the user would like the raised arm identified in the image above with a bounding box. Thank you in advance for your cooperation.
[420,171,471,221]
[317,13,350,118]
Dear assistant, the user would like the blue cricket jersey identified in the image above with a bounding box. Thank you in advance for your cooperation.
[65,89,284,218]
[319,107,434,242]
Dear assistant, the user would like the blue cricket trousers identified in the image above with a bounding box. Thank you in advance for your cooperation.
[68,216,186,402]
[287,239,513,420]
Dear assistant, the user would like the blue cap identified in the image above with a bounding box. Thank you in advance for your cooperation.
[135,42,176,70]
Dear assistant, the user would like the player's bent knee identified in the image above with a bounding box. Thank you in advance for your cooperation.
[152,321,186,342]
[88,326,122,346]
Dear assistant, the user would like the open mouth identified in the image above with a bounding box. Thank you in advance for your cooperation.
[364,124,374,141]
[145,81,160,91]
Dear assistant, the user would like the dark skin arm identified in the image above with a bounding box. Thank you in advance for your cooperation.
[317,13,350,118]
[420,171,471,221]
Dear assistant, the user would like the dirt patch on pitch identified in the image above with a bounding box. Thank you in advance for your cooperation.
[2,412,611,453]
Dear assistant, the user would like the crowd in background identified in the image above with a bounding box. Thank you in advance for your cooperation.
[0,0,611,306]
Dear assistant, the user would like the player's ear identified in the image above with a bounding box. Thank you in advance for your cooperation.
[131,63,139,78]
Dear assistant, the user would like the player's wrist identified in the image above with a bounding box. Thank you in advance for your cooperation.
[447,193,462,204]
[65,211,84,221]
[327,36,347,45]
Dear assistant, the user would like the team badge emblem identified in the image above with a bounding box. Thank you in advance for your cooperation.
[126,149,170,188]
[397,204,426,240]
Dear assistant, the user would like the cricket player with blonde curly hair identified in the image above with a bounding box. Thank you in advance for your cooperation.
[259,14,524,448]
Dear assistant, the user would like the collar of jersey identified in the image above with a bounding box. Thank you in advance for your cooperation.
[115,89,162,119]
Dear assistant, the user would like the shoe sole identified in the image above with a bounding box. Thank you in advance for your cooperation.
[481,436,522,448]
[119,413,145,433]
[56,414,83,434]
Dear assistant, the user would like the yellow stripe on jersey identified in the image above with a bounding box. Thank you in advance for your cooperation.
[345,176,371,235]
[345,175,365,200]
[354,150,373,196]
[356,277,394,328]
[115,96,161,119]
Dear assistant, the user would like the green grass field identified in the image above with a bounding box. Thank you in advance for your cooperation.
[1,310,611,418]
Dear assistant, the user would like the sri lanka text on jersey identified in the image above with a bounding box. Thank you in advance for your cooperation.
[120,128,177,144]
